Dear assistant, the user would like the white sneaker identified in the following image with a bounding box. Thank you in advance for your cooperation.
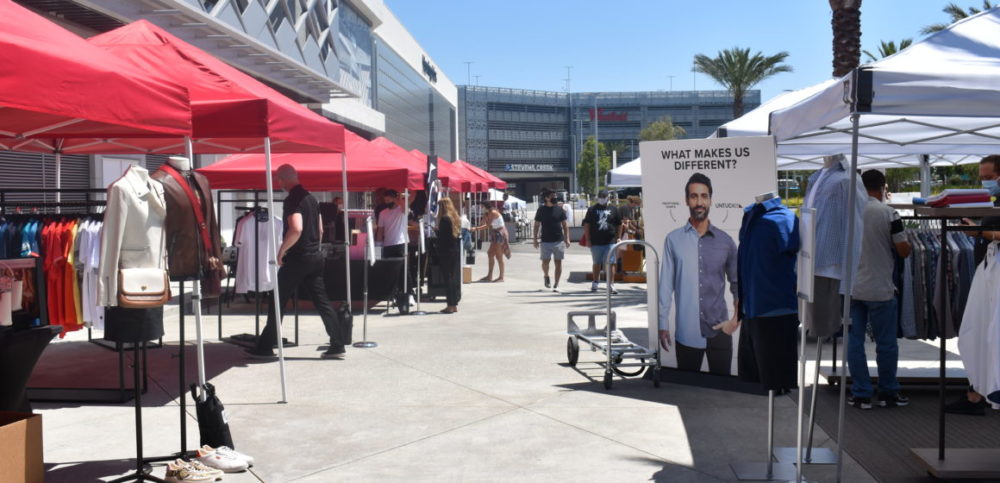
[197,446,249,473]
[164,460,216,482]
[184,459,224,480]
[205,445,255,467]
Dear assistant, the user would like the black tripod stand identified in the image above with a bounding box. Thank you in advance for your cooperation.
[110,341,171,482]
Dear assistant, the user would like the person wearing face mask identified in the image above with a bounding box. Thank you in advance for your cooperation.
[657,173,739,375]
[583,189,622,293]
[950,154,1000,415]
[247,164,346,360]
[376,189,409,259]
[847,170,912,409]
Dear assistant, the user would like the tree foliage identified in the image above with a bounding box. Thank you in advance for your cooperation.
[863,39,913,62]
[577,136,611,196]
[922,1,995,34]
[693,47,792,118]
[639,116,687,141]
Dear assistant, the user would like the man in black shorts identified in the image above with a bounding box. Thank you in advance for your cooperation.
[533,188,570,292]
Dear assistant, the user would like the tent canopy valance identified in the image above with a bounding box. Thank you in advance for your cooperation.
[87,20,344,155]
[196,132,421,191]
[455,160,507,190]
[768,8,1000,155]
[447,160,490,192]
[0,0,192,153]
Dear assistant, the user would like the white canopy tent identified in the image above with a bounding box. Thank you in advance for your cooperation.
[762,7,1000,478]
[608,157,641,187]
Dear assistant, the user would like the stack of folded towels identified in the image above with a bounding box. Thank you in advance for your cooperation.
[913,189,994,208]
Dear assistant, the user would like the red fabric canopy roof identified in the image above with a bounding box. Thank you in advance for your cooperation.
[0,0,192,153]
[450,160,494,192]
[87,20,343,154]
[458,160,507,189]
[196,131,420,191]
[406,148,475,191]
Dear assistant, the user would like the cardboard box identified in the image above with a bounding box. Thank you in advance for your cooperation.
[0,412,43,483]
[462,266,472,284]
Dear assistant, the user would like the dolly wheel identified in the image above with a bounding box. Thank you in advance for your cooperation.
[567,337,580,366]
[603,372,613,390]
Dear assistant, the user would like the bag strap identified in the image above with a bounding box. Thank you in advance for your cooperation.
[159,164,213,260]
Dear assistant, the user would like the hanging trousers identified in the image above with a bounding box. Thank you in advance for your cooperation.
[255,252,344,352]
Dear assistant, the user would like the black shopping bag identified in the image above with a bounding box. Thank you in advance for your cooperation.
[190,383,235,449]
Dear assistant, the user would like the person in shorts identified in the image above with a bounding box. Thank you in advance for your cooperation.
[533,188,570,292]
[583,189,622,294]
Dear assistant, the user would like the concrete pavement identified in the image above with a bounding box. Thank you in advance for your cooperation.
[33,242,875,482]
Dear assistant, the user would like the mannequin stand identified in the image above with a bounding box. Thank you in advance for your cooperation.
[354,220,377,349]
[109,341,168,483]
[731,390,798,481]
[775,341,837,465]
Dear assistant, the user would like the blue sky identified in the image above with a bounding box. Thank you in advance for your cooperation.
[386,0,955,101]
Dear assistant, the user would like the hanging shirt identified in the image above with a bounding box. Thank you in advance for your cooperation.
[658,221,738,349]
[802,158,866,288]
[234,213,282,294]
[737,197,799,319]
[959,242,1000,408]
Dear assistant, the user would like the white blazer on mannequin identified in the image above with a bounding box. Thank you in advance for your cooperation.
[98,165,168,307]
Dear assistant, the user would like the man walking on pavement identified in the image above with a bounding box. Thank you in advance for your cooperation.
[248,164,346,360]
[533,188,570,292]
[583,189,622,294]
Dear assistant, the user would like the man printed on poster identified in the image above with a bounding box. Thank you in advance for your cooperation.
[657,173,740,375]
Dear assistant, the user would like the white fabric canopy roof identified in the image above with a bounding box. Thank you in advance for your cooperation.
[608,157,641,187]
[769,7,1000,154]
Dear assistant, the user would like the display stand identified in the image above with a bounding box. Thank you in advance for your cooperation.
[905,206,1000,479]
[409,218,428,316]
[353,216,377,349]
[731,390,798,481]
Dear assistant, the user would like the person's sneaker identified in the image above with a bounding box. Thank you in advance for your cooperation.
[552,285,560,293]
[197,446,249,473]
[609,286,619,295]
[184,460,223,481]
[848,395,873,410]
[945,396,987,416]
[164,461,215,482]
[203,445,254,467]
[544,276,551,288]
[244,347,276,359]
[879,392,910,408]
[321,347,346,359]
[591,281,599,292]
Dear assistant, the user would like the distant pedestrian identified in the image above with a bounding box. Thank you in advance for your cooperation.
[471,199,509,282]
[533,188,570,292]
[583,190,621,294]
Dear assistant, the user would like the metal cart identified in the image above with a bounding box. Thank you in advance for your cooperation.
[566,239,661,389]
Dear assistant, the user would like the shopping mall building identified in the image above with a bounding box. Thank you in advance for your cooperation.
[458,86,759,198]
[5,0,457,200]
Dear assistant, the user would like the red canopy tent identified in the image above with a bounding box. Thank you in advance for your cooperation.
[197,131,423,191]
[87,20,343,155]
[458,160,507,190]
[90,20,350,401]
[450,160,493,192]
[407,148,475,192]
[0,0,193,199]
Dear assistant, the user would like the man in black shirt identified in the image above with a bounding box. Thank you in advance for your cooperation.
[248,164,346,360]
[533,189,570,292]
[583,190,622,294]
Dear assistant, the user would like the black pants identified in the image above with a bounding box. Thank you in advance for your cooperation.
[383,244,406,292]
[256,253,344,352]
[676,333,732,375]
[738,314,799,391]
[438,250,461,307]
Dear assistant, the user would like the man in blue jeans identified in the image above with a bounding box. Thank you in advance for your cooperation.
[848,170,912,409]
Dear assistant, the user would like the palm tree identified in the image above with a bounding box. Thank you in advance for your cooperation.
[692,48,792,118]
[922,1,995,34]
[830,0,863,77]
[862,39,913,62]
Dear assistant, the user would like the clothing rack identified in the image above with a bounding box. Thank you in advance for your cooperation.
[214,190,298,348]
[902,206,1000,479]
[0,189,152,404]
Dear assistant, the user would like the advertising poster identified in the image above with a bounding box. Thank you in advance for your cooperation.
[638,136,777,377]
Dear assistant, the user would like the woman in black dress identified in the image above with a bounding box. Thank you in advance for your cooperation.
[435,198,462,313]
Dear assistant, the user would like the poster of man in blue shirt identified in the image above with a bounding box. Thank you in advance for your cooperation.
[658,173,740,375]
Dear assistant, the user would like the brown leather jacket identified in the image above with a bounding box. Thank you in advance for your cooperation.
[151,167,223,297]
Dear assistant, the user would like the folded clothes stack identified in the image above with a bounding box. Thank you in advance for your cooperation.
[919,189,994,208]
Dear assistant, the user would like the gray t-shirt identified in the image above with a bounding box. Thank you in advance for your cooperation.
[853,197,906,301]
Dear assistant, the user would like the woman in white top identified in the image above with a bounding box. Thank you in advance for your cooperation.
[471,200,510,282]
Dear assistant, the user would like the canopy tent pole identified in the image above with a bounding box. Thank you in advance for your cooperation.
[835,113,862,482]
[341,152,352,311]
[920,154,932,197]
[187,137,208,392]
[264,137,288,403]
[403,188,410,297]
[54,150,61,213]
